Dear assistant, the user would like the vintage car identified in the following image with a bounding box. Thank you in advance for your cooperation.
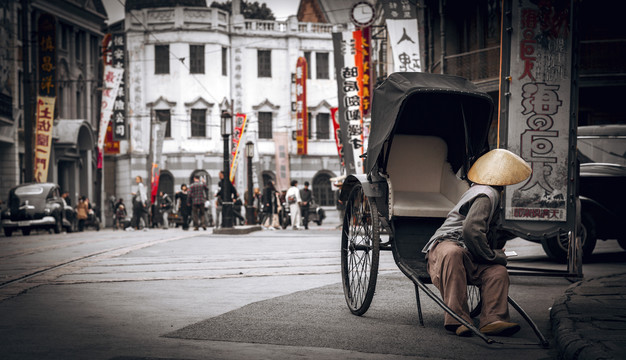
[1,183,74,236]
[540,125,626,261]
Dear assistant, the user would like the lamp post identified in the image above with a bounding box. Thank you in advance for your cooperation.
[245,141,255,225]
[221,110,234,228]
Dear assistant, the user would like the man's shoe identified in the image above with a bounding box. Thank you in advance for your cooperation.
[194,228,199,231]
[456,325,472,337]
[480,321,520,336]
[203,227,207,230]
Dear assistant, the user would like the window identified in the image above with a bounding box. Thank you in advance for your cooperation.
[155,110,171,138]
[316,113,330,139]
[190,45,204,74]
[313,173,333,206]
[222,47,228,76]
[258,112,272,139]
[316,52,329,79]
[304,51,311,79]
[191,109,206,137]
[258,50,271,77]
[155,45,169,74]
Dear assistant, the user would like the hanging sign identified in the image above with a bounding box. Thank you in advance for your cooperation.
[504,0,574,223]
[229,113,247,183]
[295,57,308,155]
[111,33,127,140]
[34,14,56,182]
[384,0,421,72]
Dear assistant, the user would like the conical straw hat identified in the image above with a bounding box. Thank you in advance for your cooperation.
[467,149,532,186]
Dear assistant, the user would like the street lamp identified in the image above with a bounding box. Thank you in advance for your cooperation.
[221,110,234,228]
[245,141,255,225]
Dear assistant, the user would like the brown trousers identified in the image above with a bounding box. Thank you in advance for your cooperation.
[427,240,510,329]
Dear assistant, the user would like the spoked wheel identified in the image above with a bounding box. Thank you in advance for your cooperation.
[468,285,482,318]
[341,184,380,316]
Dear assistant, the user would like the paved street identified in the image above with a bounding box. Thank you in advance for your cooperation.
[0,211,624,359]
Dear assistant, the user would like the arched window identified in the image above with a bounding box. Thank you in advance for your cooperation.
[158,170,174,198]
[313,173,333,206]
[261,171,275,187]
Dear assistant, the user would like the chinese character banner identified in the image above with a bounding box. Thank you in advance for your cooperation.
[97,65,124,153]
[230,113,248,183]
[295,57,308,155]
[505,0,573,222]
[34,96,55,182]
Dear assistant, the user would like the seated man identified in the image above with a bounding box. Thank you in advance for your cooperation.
[422,149,531,337]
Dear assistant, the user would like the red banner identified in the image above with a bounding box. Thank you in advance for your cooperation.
[229,113,247,183]
[330,107,344,168]
[296,57,308,155]
[361,27,372,117]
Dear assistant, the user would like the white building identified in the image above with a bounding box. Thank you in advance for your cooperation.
[110,0,344,217]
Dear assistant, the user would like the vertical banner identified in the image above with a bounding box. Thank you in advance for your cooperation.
[330,107,345,169]
[332,31,364,175]
[34,14,56,183]
[229,113,247,183]
[384,0,421,72]
[361,27,373,118]
[34,97,56,182]
[104,123,120,154]
[295,57,308,155]
[111,33,127,141]
[273,132,290,191]
[504,0,573,223]
[97,65,123,162]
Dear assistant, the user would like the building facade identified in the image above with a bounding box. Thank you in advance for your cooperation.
[111,1,345,223]
[1,0,107,207]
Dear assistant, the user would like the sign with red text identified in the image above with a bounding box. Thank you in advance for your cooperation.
[330,107,345,169]
[229,113,247,183]
[295,57,308,155]
[97,65,123,155]
[34,14,56,182]
[504,0,574,223]
[34,96,55,182]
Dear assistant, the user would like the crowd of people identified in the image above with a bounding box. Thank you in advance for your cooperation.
[107,174,320,231]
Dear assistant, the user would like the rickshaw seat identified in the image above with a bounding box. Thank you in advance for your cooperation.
[388,135,469,218]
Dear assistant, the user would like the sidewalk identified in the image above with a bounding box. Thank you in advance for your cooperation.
[551,272,626,360]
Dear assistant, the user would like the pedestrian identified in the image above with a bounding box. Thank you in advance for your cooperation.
[76,195,88,231]
[216,170,240,227]
[175,184,191,230]
[261,180,276,229]
[286,180,302,230]
[253,187,262,224]
[300,181,312,230]
[61,192,71,206]
[187,175,208,230]
[422,149,531,337]
[158,191,172,229]
[232,196,245,225]
[132,176,148,230]
[115,204,127,230]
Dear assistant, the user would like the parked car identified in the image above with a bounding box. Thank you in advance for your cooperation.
[1,183,74,236]
[540,125,626,262]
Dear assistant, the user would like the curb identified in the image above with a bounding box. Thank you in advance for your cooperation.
[212,225,263,235]
[550,275,619,360]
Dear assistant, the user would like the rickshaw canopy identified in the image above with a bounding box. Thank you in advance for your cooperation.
[366,72,495,177]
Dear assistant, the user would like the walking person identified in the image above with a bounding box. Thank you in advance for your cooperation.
[261,181,276,229]
[187,175,208,230]
[175,184,191,230]
[422,149,531,337]
[286,180,302,230]
[76,196,88,232]
[132,176,148,230]
[158,191,172,229]
[300,181,312,230]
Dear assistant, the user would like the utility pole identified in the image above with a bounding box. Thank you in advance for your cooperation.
[21,0,33,182]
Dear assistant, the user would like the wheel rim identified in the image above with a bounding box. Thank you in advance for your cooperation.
[557,224,587,252]
[341,186,379,314]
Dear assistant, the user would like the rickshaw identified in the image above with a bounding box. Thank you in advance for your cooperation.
[339,72,548,346]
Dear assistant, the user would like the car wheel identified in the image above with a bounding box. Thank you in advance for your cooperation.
[3,228,12,237]
[54,216,62,234]
[22,228,31,236]
[541,212,597,263]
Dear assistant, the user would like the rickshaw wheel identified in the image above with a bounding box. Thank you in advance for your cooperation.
[341,184,380,316]
[468,285,481,318]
